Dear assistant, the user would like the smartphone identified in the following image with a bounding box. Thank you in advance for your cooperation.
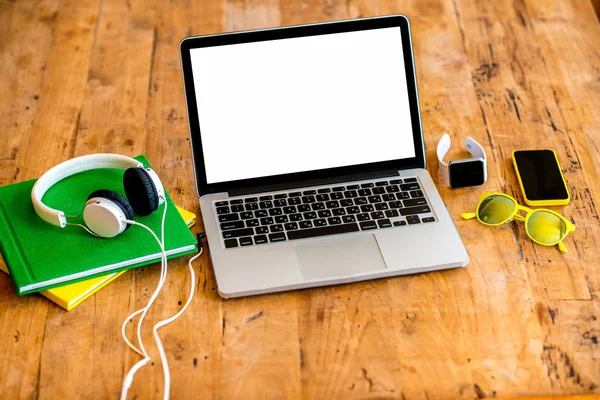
[512,149,570,206]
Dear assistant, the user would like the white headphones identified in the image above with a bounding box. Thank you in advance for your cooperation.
[31,153,165,237]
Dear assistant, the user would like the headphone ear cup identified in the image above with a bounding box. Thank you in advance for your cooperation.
[87,190,135,230]
[123,168,159,216]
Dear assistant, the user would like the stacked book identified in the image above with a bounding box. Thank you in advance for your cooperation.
[0,156,198,311]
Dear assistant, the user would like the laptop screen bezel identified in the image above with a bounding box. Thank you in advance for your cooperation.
[180,15,425,196]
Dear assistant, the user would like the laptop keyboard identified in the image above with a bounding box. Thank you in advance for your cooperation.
[215,178,436,249]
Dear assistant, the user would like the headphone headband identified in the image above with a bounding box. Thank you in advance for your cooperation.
[31,154,143,228]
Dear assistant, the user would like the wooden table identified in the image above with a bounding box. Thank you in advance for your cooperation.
[1,0,600,399]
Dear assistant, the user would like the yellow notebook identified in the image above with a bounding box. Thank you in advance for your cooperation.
[0,206,196,311]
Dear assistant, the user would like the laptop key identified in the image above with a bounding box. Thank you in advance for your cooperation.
[274,199,286,207]
[254,235,268,244]
[385,209,399,218]
[259,195,273,201]
[332,186,345,192]
[269,232,286,242]
[245,197,258,203]
[245,202,259,211]
[314,219,328,227]
[283,206,296,214]
[284,222,299,230]
[255,226,269,234]
[328,217,342,225]
[274,193,287,199]
[326,200,339,208]
[404,177,418,183]
[400,206,431,216]
[371,211,385,219]
[390,179,403,184]
[298,204,310,212]
[255,209,268,217]
[346,206,360,214]
[268,208,283,216]
[230,199,243,204]
[357,213,370,221]
[286,222,359,240]
[354,197,368,205]
[406,215,421,224]
[246,219,260,227]
[317,188,331,193]
[216,206,230,214]
[394,221,407,226]
[290,213,303,221]
[378,219,392,228]
[396,192,410,200]
[361,183,374,188]
[275,215,288,223]
[368,195,382,203]
[222,228,254,239]
[410,190,424,198]
[382,194,395,202]
[302,195,316,203]
[332,208,346,216]
[358,189,371,197]
[288,197,301,205]
[219,213,239,222]
[260,201,273,209]
[215,201,228,206]
[316,194,329,202]
[311,202,325,210]
[404,198,427,207]
[299,220,313,229]
[318,210,332,218]
[231,205,244,213]
[224,239,238,248]
[389,201,403,209]
[260,217,274,225]
[340,199,353,207]
[270,224,284,232]
[304,211,317,219]
[344,190,358,198]
[401,183,420,191]
[360,204,375,212]
[422,217,436,223]
[360,221,377,230]
[221,221,245,230]
[330,192,344,200]
[386,185,400,193]
[347,184,359,190]
[303,190,316,195]
[372,187,385,194]
[375,203,389,211]
[376,181,388,186]
[342,215,356,223]
[289,191,302,197]
[240,212,254,219]
[239,237,253,246]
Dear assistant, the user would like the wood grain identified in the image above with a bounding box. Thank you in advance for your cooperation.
[1,0,599,399]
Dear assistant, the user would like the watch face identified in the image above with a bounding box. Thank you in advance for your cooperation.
[449,160,485,188]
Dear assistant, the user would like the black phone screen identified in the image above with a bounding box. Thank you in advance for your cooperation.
[513,150,569,200]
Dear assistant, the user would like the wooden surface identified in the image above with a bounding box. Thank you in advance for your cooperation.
[1,0,600,399]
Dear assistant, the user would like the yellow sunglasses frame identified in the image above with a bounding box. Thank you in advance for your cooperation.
[461,192,576,253]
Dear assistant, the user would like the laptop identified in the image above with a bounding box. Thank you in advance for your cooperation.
[179,15,469,298]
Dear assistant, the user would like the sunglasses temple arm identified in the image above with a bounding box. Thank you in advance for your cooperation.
[461,212,477,220]
[557,241,568,253]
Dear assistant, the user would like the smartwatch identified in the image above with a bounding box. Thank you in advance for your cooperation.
[436,133,487,188]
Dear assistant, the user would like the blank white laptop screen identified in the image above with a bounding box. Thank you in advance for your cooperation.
[189,27,416,184]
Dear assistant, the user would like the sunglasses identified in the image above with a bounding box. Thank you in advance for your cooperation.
[461,192,575,253]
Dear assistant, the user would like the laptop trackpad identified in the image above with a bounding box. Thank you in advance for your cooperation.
[294,234,387,280]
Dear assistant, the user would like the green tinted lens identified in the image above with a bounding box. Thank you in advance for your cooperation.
[477,195,516,225]
[527,211,567,245]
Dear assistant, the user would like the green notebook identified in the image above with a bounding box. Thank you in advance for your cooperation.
[0,155,197,295]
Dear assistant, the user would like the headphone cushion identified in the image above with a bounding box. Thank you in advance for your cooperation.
[123,168,159,216]
[87,189,135,230]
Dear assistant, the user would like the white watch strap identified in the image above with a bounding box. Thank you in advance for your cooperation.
[436,133,451,186]
[31,154,143,228]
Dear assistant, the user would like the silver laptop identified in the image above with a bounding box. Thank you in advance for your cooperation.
[179,15,469,298]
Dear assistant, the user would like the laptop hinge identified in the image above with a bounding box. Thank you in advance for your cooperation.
[228,169,400,197]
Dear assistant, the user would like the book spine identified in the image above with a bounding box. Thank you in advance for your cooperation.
[0,200,33,293]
